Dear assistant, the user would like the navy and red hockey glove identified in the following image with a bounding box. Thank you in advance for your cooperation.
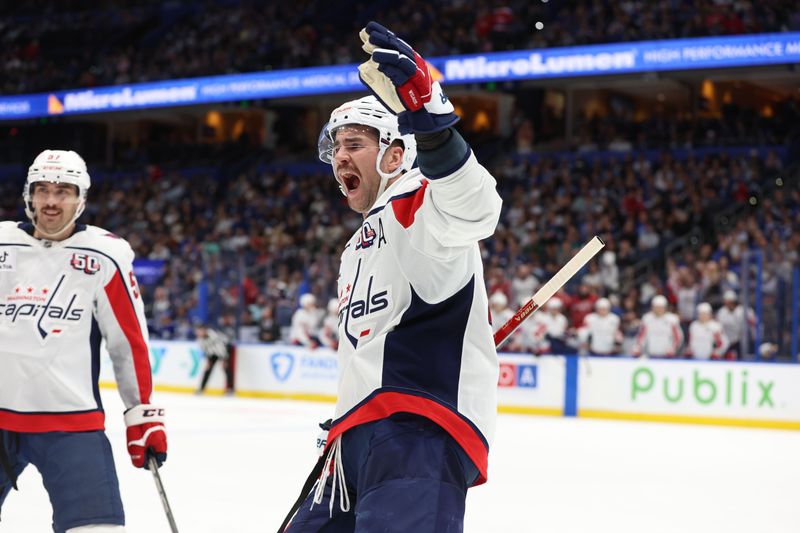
[358,21,459,134]
[124,404,168,469]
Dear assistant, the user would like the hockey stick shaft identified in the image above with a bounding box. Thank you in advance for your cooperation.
[494,236,605,348]
[149,456,180,533]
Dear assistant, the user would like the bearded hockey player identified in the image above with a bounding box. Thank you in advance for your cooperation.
[283,21,502,533]
[0,150,167,533]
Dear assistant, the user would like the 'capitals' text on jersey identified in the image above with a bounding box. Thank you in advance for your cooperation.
[328,151,502,486]
[0,222,152,432]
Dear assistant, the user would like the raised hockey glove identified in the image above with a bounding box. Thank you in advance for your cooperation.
[124,404,168,469]
[358,21,458,134]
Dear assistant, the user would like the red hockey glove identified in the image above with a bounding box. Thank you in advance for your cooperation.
[124,404,168,469]
[358,21,458,134]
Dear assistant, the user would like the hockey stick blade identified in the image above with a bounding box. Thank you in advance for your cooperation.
[149,455,180,533]
[493,236,605,348]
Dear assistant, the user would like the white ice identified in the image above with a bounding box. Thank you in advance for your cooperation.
[2,389,799,533]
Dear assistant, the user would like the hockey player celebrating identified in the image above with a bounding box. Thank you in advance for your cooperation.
[0,150,167,532]
[284,22,502,532]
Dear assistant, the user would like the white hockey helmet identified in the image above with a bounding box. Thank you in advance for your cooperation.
[489,292,508,308]
[299,293,316,308]
[24,149,90,234]
[651,295,668,308]
[723,290,737,302]
[327,298,339,314]
[696,302,712,316]
[318,95,417,197]
[595,297,611,311]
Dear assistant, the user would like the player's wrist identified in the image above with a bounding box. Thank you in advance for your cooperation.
[124,404,166,426]
[415,128,453,150]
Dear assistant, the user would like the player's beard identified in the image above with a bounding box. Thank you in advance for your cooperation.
[34,202,79,239]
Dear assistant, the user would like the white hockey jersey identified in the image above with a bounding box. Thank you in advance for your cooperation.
[530,312,568,354]
[0,222,152,432]
[289,307,321,347]
[490,307,514,334]
[319,314,340,349]
[580,312,621,354]
[328,152,502,486]
[635,311,683,357]
[688,319,729,359]
[716,305,755,346]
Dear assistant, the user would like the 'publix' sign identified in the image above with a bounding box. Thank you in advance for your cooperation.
[631,366,775,408]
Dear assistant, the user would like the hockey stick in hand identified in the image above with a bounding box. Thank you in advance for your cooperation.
[494,236,605,348]
[149,455,180,533]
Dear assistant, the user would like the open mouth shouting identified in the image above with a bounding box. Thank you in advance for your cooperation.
[338,170,361,197]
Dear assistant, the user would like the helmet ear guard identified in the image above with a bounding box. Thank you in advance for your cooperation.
[319,96,417,198]
[23,149,91,237]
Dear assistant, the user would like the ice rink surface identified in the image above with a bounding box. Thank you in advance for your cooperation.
[3,389,799,533]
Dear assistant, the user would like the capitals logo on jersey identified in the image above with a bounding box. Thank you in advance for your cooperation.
[355,220,387,251]
[339,262,393,347]
[0,274,86,341]
[355,221,377,250]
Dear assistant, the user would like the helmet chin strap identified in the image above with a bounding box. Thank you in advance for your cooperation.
[374,145,403,199]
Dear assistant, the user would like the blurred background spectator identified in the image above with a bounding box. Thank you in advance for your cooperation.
[0,0,797,361]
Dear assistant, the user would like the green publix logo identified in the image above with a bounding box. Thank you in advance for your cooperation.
[631,367,775,408]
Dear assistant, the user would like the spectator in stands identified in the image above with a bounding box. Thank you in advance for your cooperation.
[218,312,239,344]
[579,298,622,356]
[3,0,798,95]
[620,292,642,355]
[487,265,512,302]
[510,263,539,307]
[581,260,604,293]
[237,310,261,343]
[3,4,795,357]
[668,265,701,334]
[248,294,269,322]
[599,250,619,293]
[289,293,321,349]
[640,272,666,310]
[568,282,598,328]
[258,306,282,343]
[196,324,234,395]
[686,302,729,360]
[150,286,172,328]
[153,314,177,340]
[633,295,683,358]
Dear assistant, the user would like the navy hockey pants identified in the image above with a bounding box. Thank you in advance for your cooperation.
[287,413,479,533]
[0,429,124,532]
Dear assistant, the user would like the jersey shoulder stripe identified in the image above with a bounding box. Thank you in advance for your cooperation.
[390,180,428,228]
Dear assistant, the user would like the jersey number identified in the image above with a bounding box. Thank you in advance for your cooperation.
[129,272,140,299]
